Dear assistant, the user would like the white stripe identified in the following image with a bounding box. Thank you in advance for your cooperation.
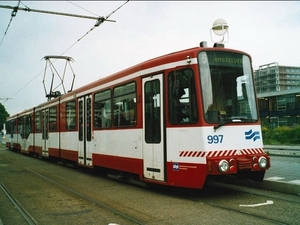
[239,200,273,207]
[264,176,285,181]
[288,180,300,185]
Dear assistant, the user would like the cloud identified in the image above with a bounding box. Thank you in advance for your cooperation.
[1,1,300,115]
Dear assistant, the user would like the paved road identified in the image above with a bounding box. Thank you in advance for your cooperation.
[2,146,299,225]
[264,155,300,184]
[262,145,300,193]
[0,144,299,225]
[222,145,300,196]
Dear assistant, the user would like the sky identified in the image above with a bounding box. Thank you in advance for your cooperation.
[0,1,300,115]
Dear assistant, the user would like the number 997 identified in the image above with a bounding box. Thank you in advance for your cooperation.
[207,135,223,144]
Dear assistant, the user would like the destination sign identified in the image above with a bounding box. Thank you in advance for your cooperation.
[201,51,246,68]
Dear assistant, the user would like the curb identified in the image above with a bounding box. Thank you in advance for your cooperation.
[266,151,300,157]
[264,145,300,157]
[265,150,300,157]
[264,145,300,150]
[215,175,300,196]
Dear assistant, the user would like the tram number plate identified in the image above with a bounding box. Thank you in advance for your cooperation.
[207,135,223,144]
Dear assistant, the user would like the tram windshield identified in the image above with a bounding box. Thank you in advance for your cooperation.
[198,51,258,124]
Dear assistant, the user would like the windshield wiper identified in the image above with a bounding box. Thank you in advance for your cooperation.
[213,117,253,131]
[213,119,233,131]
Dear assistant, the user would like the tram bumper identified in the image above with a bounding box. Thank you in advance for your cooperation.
[207,154,270,181]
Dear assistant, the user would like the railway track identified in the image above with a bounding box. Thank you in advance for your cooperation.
[156,181,300,225]
[10,158,144,225]
[1,148,299,225]
[188,185,288,225]
[0,181,37,225]
[0,151,145,225]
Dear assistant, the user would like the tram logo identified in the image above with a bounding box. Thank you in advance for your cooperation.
[244,129,260,142]
[173,163,179,171]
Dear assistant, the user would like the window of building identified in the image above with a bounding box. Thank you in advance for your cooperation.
[258,98,268,111]
[268,97,277,111]
[277,96,286,111]
[296,95,300,108]
[286,95,295,109]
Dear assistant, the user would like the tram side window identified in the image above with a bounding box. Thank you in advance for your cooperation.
[18,118,23,137]
[11,120,16,138]
[168,69,198,124]
[49,107,57,132]
[6,119,15,138]
[35,111,41,133]
[23,115,31,139]
[66,101,76,130]
[94,90,111,128]
[5,120,11,137]
[113,82,137,127]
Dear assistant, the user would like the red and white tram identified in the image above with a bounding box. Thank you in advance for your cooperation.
[5,40,270,189]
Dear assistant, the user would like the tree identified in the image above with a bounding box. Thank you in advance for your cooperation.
[0,103,9,130]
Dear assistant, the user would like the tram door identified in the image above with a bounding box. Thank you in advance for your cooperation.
[142,74,165,181]
[42,110,49,157]
[78,95,93,166]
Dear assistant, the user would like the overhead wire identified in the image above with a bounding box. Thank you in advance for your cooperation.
[0,0,21,47]
[4,0,99,101]
[61,0,129,55]
[66,0,99,17]
[19,1,30,10]
[4,0,129,102]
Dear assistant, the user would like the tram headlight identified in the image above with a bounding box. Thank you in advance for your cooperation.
[258,156,267,169]
[218,160,229,173]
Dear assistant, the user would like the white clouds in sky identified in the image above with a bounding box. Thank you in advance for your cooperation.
[0,1,299,115]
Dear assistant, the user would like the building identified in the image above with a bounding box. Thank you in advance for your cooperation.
[254,62,300,127]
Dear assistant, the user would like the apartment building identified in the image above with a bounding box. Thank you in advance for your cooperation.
[254,62,300,127]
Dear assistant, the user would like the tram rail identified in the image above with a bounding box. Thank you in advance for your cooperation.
[0,181,37,225]
[0,151,145,225]
[1,146,299,225]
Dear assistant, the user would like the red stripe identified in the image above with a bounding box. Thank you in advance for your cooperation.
[188,151,194,157]
[196,151,203,157]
